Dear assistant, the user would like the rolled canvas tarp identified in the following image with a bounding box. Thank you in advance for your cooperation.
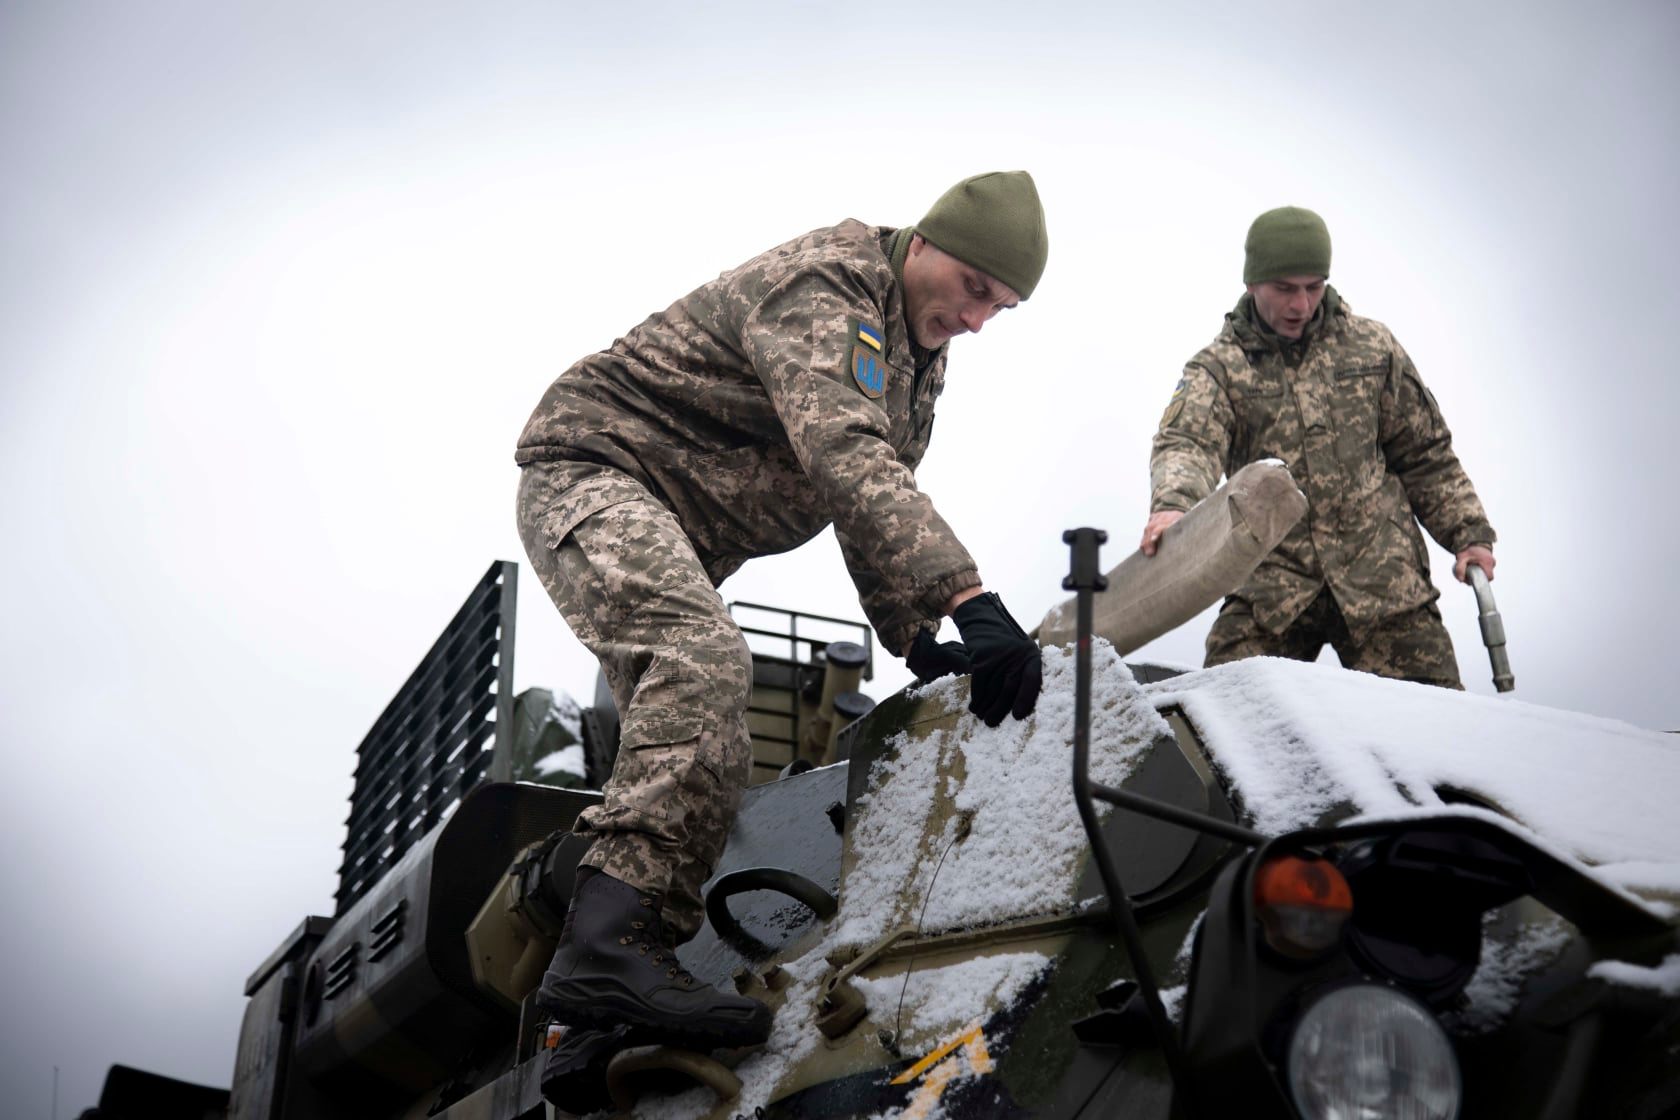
[1036,461,1306,654]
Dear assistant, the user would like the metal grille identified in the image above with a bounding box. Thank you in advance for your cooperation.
[335,561,518,914]
[729,601,874,779]
[728,601,875,683]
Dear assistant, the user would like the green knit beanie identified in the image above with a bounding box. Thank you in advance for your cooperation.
[915,170,1048,299]
[1243,206,1332,284]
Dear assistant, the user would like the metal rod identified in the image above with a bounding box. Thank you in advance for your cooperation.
[1468,567,1515,692]
[730,600,878,629]
[1063,527,1189,1087]
[1086,780,1268,847]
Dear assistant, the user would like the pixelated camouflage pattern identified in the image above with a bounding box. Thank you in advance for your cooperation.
[1151,289,1495,638]
[517,464,753,942]
[516,220,981,655]
[1205,587,1464,689]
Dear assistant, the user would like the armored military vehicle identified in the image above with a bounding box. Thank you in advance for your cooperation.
[90,530,1679,1120]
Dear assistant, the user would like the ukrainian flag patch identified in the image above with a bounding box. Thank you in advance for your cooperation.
[848,316,888,399]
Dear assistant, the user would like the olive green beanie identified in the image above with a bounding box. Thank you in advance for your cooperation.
[1243,206,1332,284]
[915,170,1048,299]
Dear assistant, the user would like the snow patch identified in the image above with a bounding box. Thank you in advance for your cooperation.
[549,689,585,743]
[850,951,1049,1049]
[1448,919,1572,1034]
[1158,984,1187,1023]
[1587,953,1680,997]
[535,743,586,779]
[836,641,1170,949]
[1147,658,1680,909]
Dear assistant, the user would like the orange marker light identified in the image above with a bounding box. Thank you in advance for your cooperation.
[1254,855,1354,958]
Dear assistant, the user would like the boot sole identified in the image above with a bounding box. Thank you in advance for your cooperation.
[541,1024,655,1114]
[537,974,772,1050]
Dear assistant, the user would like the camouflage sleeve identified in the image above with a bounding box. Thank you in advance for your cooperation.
[1149,361,1232,513]
[740,267,980,645]
[1379,343,1496,554]
[834,523,938,655]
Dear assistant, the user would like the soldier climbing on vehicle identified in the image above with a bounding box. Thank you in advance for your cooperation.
[513,171,1052,1093]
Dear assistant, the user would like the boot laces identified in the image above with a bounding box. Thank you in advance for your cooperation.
[655,933,696,986]
[626,901,696,986]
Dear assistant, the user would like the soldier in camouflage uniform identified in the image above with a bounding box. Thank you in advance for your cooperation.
[1141,207,1497,688]
[516,172,1048,1055]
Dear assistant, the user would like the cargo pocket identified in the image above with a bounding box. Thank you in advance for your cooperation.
[594,706,730,837]
[537,488,650,645]
[540,489,639,552]
[621,707,707,755]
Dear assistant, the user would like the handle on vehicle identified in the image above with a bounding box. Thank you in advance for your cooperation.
[606,1046,742,1110]
[704,867,837,944]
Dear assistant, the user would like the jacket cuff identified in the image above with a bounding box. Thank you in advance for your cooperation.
[887,619,940,659]
[916,568,983,618]
[1448,523,1497,554]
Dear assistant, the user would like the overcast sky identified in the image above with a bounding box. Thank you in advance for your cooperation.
[3,1,1677,1113]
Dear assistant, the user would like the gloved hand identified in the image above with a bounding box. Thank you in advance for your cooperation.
[950,592,1042,727]
[905,628,972,683]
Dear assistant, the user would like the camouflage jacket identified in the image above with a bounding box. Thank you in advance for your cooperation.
[516,220,980,654]
[1150,289,1495,635]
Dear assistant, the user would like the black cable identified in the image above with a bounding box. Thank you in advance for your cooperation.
[890,810,973,1049]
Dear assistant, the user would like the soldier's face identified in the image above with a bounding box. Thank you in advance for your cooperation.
[901,236,1020,349]
[1248,275,1327,339]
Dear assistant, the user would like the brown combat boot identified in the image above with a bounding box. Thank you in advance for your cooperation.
[536,869,772,1050]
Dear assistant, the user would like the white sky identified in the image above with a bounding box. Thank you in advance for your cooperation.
[2,1,1677,1113]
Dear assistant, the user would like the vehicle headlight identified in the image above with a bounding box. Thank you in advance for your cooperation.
[1286,984,1461,1120]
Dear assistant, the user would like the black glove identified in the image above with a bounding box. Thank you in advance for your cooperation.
[950,592,1042,727]
[905,628,972,683]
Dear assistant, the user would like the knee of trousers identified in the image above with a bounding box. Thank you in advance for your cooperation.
[619,597,754,724]
[578,618,755,879]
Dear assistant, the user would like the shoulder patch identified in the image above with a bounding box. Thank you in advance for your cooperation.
[848,316,888,399]
[1160,397,1186,429]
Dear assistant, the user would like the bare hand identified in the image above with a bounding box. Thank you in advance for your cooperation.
[1140,510,1185,557]
[1454,544,1495,583]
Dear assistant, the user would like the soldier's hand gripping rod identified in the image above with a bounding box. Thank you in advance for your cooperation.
[1468,566,1515,692]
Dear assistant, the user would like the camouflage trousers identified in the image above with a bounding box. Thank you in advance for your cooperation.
[517,462,754,943]
[1205,586,1463,689]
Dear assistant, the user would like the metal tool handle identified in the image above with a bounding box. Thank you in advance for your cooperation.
[1467,566,1515,693]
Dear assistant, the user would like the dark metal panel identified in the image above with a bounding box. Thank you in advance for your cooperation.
[678,764,849,989]
[295,784,601,1096]
[98,1065,231,1119]
[244,916,334,998]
